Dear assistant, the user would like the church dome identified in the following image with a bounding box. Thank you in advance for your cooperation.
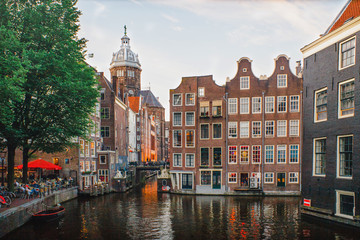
[110,27,141,70]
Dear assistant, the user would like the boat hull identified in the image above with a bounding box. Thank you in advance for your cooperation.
[32,206,65,222]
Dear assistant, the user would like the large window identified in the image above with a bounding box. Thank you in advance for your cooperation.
[315,88,327,122]
[173,94,182,106]
[185,130,195,147]
[265,96,275,113]
[339,79,355,118]
[240,146,249,163]
[213,147,222,166]
[339,37,355,69]
[265,145,274,164]
[252,121,261,138]
[277,74,287,88]
[338,135,353,178]
[252,146,261,164]
[229,98,238,114]
[240,121,249,138]
[212,101,222,117]
[228,146,237,164]
[201,148,209,166]
[173,130,182,147]
[265,121,274,137]
[101,126,110,138]
[289,120,299,136]
[182,174,193,189]
[200,102,209,117]
[240,76,250,89]
[185,93,195,105]
[277,96,287,112]
[173,153,182,167]
[200,124,209,139]
[252,97,261,113]
[228,122,237,138]
[289,172,299,183]
[101,108,110,119]
[290,95,299,112]
[185,154,195,167]
[228,173,237,183]
[277,120,287,137]
[289,145,299,163]
[314,138,326,176]
[336,190,355,217]
[173,112,182,126]
[277,145,286,163]
[264,172,274,183]
[213,123,222,139]
[201,171,211,185]
[240,98,249,114]
[185,112,195,126]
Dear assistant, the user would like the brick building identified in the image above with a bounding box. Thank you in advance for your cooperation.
[169,55,302,195]
[301,0,360,225]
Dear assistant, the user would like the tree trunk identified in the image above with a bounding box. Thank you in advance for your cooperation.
[22,147,29,184]
[6,143,16,192]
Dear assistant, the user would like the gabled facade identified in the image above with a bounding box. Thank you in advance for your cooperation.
[301,0,360,226]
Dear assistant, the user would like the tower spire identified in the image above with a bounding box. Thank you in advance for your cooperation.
[124,25,127,35]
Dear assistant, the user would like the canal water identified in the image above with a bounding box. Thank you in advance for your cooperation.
[3,178,360,240]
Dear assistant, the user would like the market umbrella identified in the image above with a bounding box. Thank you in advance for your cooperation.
[17,159,62,170]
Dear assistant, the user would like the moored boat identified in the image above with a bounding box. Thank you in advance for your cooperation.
[32,206,65,222]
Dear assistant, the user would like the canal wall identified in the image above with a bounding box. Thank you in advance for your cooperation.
[0,187,78,238]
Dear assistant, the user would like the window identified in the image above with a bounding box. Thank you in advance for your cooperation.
[313,138,326,176]
[65,158,70,164]
[200,108,209,118]
[228,146,237,164]
[264,173,274,183]
[185,93,195,105]
[182,174,193,189]
[101,126,110,138]
[337,135,353,178]
[252,121,261,138]
[252,97,261,113]
[213,123,222,139]
[277,120,287,137]
[252,146,261,164]
[265,96,275,113]
[101,108,110,119]
[198,87,205,97]
[80,139,84,157]
[277,96,287,112]
[98,169,109,182]
[212,101,222,117]
[336,190,355,217]
[240,121,249,138]
[213,147,222,166]
[277,145,286,163]
[99,155,106,164]
[265,121,274,137]
[85,160,90,171]
[240,146,249,163]
[173,112,182,126]
[185,112,195,126]
[80,161,85,172]
[100,89,105,100]
[173,130,182,147]
[289,172,299,183]
[228,122,237,138]
[127,70,135,77]
[117,70,124,77]
[173,94,182,106]
[173,153,182,167]
[289,145,299,163]
[240,76,250,89]
[201,171,211,185]
[200,148,209,166]
[289,120,299,136]
[277,74,287,88]
[185,130,195,147]
[339,79,355,118]
[315,88,327,122]
[265,145,274,164]
[290,95,299,112]
[90,141,95,157]
[339,37,355,69]
[240,98,249,114]
[185,154,195,167]
[228,173,237,183]
[228,98,238,114]
[200,124,209,139]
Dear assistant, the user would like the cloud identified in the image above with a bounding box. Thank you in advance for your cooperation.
[130,0,143,7]
[171,26,183,32]
[94,1,106,17]
[162,14,179,23]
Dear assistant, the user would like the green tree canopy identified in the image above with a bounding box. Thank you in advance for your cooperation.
[0,0,99,190]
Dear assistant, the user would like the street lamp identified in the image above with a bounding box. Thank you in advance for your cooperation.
[0,150,7,187]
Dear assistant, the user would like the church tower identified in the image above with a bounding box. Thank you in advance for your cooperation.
[110,26,141,100]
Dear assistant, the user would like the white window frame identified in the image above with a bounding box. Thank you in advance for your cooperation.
[185,93,195,106]
[228,122,238,138]
[240,76,250,90]
[290,95,300,112]
[200,123,210,140]
[240,145,249,164]
[277,120,287,137]
[228,98,238,114]
[173,112,182,126]
[335,190,355,219]
[289,144,299,164]
[173,130,182,148]
[339,36,356,70]
[252,145,261,164]
[252,121,261,138]
[314,87,328,123]
[265,145,274,164]
[198,87,205,97]
[277,145,287,164]
[213,123,222,139]
[185,130,195,148]
[228,172,237,184]
[277,74,287,88]
[289,172,299,183]
[337,134,353,179]
[277,96,287,113]
[173,153,182,167]
[228,146,238,164]
[264,172,274,183]
[289,120,299,137]
[240,121,249,138]
[173,93,182,106]
[265,96,275,113]
[338,79,355,119]
[185,112,195,126]
[313,137,326,177]
[265,120,274,138]
[185,153,195,168]
[252,97,262,114]
[240,98,249,114]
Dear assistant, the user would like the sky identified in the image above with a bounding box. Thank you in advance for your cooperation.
[76,0,347,120]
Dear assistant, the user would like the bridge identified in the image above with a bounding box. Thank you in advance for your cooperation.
[135,165,161,171]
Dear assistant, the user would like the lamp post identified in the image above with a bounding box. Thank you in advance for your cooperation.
[0,150,7,187]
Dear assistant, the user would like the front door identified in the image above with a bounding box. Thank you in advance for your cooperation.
[277,173,286,187]
[240,173,249,187]
[212,171,221,189]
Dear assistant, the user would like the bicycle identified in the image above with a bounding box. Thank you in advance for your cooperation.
[0,194,11,208]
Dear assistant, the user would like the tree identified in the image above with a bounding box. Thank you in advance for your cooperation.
[0,0,99,190]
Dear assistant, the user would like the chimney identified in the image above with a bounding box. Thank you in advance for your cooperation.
[296,61,302,76]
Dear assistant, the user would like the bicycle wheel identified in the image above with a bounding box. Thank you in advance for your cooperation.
[4,196,11,206]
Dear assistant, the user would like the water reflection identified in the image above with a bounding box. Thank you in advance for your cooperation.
[2,178,360,240]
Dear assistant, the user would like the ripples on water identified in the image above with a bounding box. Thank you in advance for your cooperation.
[2,178,360,240]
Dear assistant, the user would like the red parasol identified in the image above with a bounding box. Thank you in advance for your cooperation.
[17,159,62,170]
